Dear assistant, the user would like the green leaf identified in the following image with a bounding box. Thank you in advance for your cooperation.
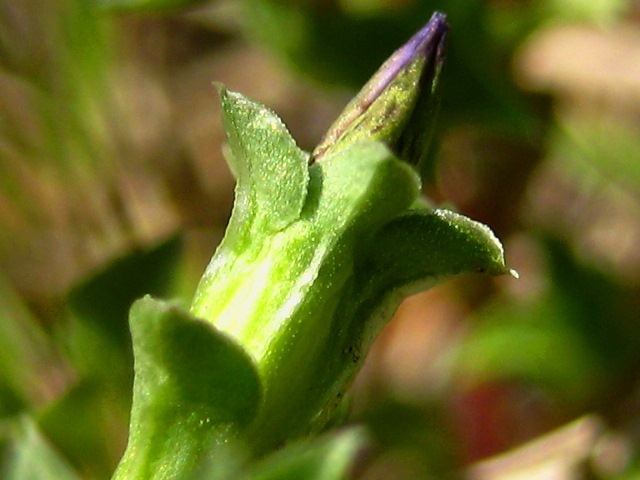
[358,399,460,479]
[38,379,130,480]
[68,235,183,352]
[113,297,262,480]
[244,428,365,480]
[1,417,82,480]
[217,85,309,233]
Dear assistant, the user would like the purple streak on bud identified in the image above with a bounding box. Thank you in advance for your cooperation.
[359,11,448,112]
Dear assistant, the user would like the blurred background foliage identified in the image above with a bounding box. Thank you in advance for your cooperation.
[1,0,640,478]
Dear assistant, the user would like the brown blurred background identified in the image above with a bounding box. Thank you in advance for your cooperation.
[1,1,640,479]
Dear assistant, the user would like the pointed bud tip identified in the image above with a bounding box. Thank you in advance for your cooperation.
[406,11,449,62]
[364,12,449,113]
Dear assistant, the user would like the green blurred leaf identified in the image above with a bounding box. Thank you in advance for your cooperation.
[67,235,182,381]
[90,0,209,12]
[0,386,23,419]
[539,0,627,24]
[38,380,129,480]
[244,427,365,480]
[552,114,640,194]
[359,398,461,479]
[0,418,82,480]
[455,237,640,405]
[544,239,640,376]
[455,298,605,403]
[69,235,183,345]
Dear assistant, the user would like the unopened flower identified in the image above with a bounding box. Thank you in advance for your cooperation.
[312,11,448,172]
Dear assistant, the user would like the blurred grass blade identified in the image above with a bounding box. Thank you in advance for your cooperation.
[1,417,82,480]
[0,274,69,412]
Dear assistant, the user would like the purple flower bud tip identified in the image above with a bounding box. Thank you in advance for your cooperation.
[362,12,449,111]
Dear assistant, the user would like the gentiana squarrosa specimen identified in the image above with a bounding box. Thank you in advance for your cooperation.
[113,11,511,480]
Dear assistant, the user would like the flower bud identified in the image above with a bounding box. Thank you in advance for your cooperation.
[311,11,448,172]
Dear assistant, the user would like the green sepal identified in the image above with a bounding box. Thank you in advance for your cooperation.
[277,205,508,440]
[364,205,508,288]
[305,141,420,240]
[113,297,262,480]
[346,204,508,349]
[216,84,309,234]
